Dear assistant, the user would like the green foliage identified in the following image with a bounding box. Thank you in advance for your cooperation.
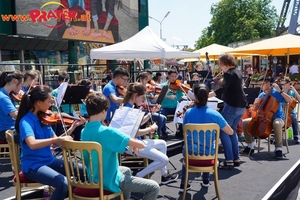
[194,0,278,48]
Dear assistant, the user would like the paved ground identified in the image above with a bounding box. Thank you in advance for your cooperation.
[1,122,300,200]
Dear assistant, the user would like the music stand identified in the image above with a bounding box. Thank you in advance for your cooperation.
[156,85,169,105]
[62,85,90,105]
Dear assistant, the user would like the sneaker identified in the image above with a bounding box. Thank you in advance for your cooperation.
[179,183,192,193]
[241,147,254,155]
[201,179,210,188]
[161,173,179,185]
[275,150,283,159]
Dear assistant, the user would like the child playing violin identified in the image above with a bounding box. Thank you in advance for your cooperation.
[15,85,86,200]
[0,71,23,143]
[123,82,179,184]
[81,92,159,200]
[102,67,130,123]
[137,72,168,139]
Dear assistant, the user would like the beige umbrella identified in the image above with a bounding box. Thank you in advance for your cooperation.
[194,43,234,59]
[228,34,300,64]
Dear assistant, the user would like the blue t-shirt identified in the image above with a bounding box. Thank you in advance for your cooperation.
[183,105,227,155]
[81,121,130,193]
[102,81,119,120]
[20,112,55,173]
[0,88,17,131]
[258,88,286,120]
[160,81,184,109]
[79,103,88,117]
[287,90,296,114]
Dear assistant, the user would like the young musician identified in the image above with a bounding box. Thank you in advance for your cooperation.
[77,79,92,118]
[242,78,292,158]
[281,77,300,144]
[137,72,168,139]
[123,82,179,184]
[179,83,233,192]
[209,53,247,168]
[102,67,130,123]
[160,68,185,116]
[15,85,85,200]
[81,92,159,200]
[0,71,23,142]
[22,70,38,92]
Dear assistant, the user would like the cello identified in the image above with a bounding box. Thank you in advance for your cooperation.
[247,79,281,139]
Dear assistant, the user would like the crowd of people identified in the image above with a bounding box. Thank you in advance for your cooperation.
[0,52,299,199]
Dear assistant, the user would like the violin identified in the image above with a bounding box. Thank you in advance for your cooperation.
[170,80,192,93]
[146,83,162,94]
[38,110,80,126]
[10,91,23,102]
[176,101,195,117]
[141,102,160,113]
[116,85,127,96]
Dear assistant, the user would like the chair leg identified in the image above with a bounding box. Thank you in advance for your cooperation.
[182,166,189,200]
[257,138,261,153]
[268,135,271,154]
[16,186,21,200]
[284,130,289,154]
[214,168,221,200]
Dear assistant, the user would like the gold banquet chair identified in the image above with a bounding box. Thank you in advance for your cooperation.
[257,103,290,154]
[62,140,124,200]
[182,123,221,200]
[0,139,10,159]
[5,130,47,200]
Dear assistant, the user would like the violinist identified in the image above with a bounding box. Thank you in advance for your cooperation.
[179,83,233,191]
[15,85,85,200]
[208,53,247,168]
[137,72,168,139]
[161,68,185,116]
[242,78,292,158]
[0,71,23,143]
[153,72,162,84]
[191,73,201,81]
[102,67,130,123]
[281,77,300,144]
[122,82,179,183]
[22,70,38,92]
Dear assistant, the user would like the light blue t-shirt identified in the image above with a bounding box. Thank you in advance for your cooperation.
[20,112,55,173]
[81,121,130,193]
[183,105,227,155]
[102,81,119,120]
[0,88,17,131]
[160,81,184,109]
[258,88,286,120]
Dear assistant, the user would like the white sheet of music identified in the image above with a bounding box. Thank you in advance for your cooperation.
[174,100,219,124]
[109,106,145,138]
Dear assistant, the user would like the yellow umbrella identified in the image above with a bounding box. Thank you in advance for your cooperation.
[194,43,234,59]
[228,34,300,63]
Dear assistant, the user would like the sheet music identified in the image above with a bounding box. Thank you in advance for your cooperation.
[56,82,68,107]
[109,106,145,138]
[174,100,220,124]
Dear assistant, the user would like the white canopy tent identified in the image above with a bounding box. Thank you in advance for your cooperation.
[90,26,200,60]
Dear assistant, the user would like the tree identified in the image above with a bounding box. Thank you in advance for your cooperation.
[195,0,278,48]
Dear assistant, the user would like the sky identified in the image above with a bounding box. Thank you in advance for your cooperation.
[149,0,286,49]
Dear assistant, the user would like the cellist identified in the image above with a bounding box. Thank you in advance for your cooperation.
[281,77,300,144]
[241,77,292,159]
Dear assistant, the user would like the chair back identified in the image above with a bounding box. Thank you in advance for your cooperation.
[62,140,105,199]
[5,130,21,183]
[183,123,220,166]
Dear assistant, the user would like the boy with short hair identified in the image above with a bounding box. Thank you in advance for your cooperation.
[81,92,159,200]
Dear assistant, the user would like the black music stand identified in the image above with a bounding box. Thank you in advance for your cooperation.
[61,85,90,105]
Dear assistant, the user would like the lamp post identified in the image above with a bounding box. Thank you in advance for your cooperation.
[273,56,278,78]
[149,11,170,40]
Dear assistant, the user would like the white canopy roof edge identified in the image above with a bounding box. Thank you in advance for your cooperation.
[90,26,200,60]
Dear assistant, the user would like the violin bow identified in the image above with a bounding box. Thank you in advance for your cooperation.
[203,52,210,84]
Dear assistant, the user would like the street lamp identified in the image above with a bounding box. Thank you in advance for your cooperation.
[149,11,170,39]
[273,56,278,78]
